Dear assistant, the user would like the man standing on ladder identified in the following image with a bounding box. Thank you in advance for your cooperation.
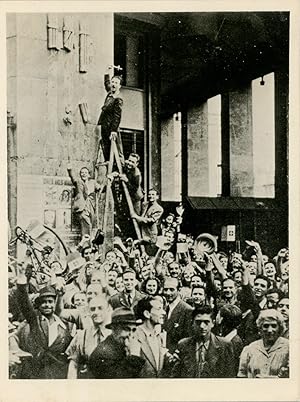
[131,189,164,256]
[96,65,124,166]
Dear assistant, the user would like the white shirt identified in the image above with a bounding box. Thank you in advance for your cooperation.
[41,314,66,346]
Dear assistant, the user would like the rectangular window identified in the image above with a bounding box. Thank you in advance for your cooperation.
[114,33,145,89]
[252,73,275,198]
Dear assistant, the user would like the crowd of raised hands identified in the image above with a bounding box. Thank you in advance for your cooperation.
[8,213,289,379]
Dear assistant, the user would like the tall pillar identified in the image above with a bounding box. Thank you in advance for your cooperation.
[187,102,209,196]
[161,114,181,202]
[161,116,175,200]
[229,85,254,196]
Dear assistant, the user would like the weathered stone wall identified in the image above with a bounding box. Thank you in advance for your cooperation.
[7,13,114,236]
[7,13,113,177]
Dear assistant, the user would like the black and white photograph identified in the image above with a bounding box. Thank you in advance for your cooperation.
[3,1,300,401]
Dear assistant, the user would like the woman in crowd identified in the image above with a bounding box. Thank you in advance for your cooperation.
[141,276,161,296]
[238,309,289,378]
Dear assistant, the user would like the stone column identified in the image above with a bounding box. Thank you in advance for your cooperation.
[229,85,254,196]
[187,102,209,196]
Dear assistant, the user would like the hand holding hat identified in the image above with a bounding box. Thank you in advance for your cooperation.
[195,233,217,255]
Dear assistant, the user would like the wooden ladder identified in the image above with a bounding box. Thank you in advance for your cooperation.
[95,137,144,257]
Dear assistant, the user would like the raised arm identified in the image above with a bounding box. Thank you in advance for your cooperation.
[211,252,228,281]
[153,248,166,279]
[276,248,289,277]
[252,241,263,276]
[16,264,36,325]
[104,74,111,92]
[67,163,76,186]
[204,255,218,300]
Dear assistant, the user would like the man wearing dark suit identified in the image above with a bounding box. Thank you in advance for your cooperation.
[132,188,164,256]
[216,304,244,376]
[88,307,145,378]
[97,67,123,163]
[135,296,168,378]
[10,265,72,379]
[163,277,193,353]
[171,305,236,378]
[109,269,145,310]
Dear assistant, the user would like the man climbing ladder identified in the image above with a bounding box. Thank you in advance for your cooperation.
[101,136,145,254]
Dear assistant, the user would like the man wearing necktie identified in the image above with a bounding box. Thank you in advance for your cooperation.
[163,277,193,354]
[66,296,111,378]
[109,269,144,311]
[171,305,235,378]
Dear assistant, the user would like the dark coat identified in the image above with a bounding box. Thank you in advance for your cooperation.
[98,75,123,134]
[163,299,193,353]
[109,289,145,310]
[14,284,72,379]
[228,332,244,376]
[97,75,123,161]
[172,333,236,378]
[88,334,145,378]
[237,308,260,345]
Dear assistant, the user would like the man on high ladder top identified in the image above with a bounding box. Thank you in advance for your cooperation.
[96,65,124,166]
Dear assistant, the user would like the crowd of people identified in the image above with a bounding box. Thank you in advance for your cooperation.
[8,215,290,379]
[8,66,289,379]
